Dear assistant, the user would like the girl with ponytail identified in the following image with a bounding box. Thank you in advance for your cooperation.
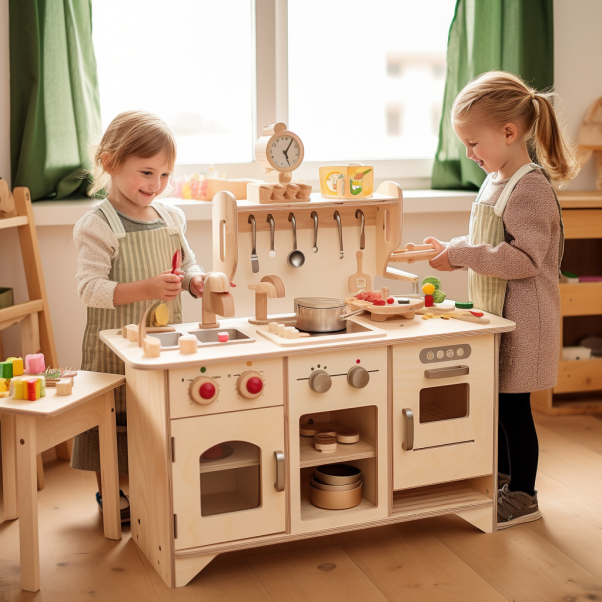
[424,71,579,530]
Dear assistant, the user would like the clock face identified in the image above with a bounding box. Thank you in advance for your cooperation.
[268,134,302,171]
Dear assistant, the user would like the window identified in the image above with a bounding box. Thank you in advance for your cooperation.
[288,0,455,161]
[92,1,455,173]
[92,0,255,164]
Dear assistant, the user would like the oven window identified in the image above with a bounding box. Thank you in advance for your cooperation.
[419,383,469,423]
[199,441,261,517]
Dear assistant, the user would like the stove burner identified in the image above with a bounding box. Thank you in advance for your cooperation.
[297,322,372,337]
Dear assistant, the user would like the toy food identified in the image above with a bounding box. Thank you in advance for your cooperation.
[455,301,474,309]
[422,283,436,295]
[25,353,45,374]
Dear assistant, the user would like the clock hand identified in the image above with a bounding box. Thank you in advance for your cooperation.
[285,139,294,154]
[282,148,290,166]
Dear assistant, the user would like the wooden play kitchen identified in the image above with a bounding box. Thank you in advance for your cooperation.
[99,147,515,588]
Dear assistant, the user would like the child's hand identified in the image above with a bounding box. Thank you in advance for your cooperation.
[146,270,183,301]
[189,273,208,298]
[423,237,448,255]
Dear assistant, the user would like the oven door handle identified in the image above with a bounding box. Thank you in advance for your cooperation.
[274,451,285,492]
[402,409,414,451]
[424,365,469,379]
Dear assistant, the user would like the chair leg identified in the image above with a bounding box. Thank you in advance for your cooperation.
[36,454,44,491]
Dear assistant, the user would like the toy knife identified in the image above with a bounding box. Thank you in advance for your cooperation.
[172,249,182,274]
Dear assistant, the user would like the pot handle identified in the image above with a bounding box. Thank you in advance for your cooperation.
[339,307,366,320]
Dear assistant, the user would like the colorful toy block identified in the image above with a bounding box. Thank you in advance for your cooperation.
[11,376,45,400]
[25,353,45,374]
[56,378,73,396]
[0,362,13,379]
[6,357,23,376]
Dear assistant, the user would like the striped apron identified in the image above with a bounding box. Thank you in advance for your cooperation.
[71,199,183,474]
[468,163,564,317]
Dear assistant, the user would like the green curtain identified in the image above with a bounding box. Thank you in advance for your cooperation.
[432,0,554,190]
[9,0,101,201]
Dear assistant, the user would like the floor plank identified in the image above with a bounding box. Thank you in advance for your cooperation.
[421,513,602,602]
[332,521,507,602]
[535,414,602,457]
[244,545,389,602]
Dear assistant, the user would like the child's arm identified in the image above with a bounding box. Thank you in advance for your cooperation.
[113,272,184,306]
[446,183,557,280]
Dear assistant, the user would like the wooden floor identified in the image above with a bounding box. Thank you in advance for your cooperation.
[2,412,602,602]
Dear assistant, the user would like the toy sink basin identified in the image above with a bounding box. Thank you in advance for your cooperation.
[149,328,254,350]
[319,164,374,199]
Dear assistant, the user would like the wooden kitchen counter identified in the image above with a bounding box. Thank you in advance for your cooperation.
[100,312,515,369]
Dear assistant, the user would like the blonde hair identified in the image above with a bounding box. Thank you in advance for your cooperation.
[452,71,579,185]
[87,110,177,197]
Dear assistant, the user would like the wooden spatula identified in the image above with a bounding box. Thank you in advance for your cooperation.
[348,250,371,293]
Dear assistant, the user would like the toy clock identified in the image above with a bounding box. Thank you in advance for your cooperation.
[248,123,312,203]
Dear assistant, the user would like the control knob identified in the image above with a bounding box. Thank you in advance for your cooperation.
[189,376,219,405]
[347,365,370,389]
[237,371,264,399]
[308,370,332,393]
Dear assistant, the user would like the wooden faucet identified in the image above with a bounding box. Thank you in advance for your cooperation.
[199,273,235,329]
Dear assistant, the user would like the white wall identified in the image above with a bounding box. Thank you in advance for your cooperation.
[1,1,601,367]
[554,0,602,191]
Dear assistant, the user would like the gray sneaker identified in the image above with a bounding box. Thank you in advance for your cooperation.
[497,484,541,529]
[498,472,510,489]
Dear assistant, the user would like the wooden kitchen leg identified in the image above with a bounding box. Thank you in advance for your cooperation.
[98,391,121,541]
[36,454,44,491]
[174,554,217,587]
[1,413,18,520]
[456,506,495,534]
[16,415,40,592]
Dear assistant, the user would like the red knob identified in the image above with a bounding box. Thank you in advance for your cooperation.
[246,377,263,395]
[199,382,216,400]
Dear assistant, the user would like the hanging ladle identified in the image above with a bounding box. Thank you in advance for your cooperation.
[311,211,318,253]
[287,212,305,268]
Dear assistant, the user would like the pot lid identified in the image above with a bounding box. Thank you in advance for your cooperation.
[294,297,345,309]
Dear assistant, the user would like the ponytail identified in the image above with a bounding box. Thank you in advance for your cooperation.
[532,94,579,186]
[453,71,580,187]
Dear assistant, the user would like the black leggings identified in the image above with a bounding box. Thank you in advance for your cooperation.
[498,392,538,496]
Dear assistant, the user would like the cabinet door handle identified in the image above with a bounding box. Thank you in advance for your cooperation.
[424,365,469,379]
[274,451,285,492]
[402,409,414,451]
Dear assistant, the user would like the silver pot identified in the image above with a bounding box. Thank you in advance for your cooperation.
[293,297,364,332]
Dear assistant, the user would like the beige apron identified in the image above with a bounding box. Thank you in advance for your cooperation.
[468,163,564,317]
[71,200,183,474]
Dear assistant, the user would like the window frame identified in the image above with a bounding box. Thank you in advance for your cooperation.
[174,0,434,188]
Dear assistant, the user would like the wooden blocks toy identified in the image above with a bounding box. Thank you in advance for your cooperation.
[0,362,13,378]
[143,336,161,358]
[56,378,73,396]
[179,335,198,354]
[12,376,46,400]
[25,353,45,374]
[247,182,312,204]
[6,357,23,376]
[125,324,139,342]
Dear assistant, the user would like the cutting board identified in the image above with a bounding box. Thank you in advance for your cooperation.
[348,251,371,293]
[346,298,424,322]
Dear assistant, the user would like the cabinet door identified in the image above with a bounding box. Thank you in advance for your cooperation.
[171,406,286,550]
[393,336,495,489]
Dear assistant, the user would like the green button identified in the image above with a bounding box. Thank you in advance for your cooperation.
[200,367,206,373]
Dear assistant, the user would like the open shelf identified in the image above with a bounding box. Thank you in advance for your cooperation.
[299,433,376,468]
[200,489,258,517]
[555,358,602,394]
[392,481,492,520]
[299,478,375,521]
[560,282,602,316]
[199,441,259,474]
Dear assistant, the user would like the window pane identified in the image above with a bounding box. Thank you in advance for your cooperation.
[93,1,254,164]
[288,0,455,161]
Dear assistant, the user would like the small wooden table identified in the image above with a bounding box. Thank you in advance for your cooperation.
[0,371,124,592]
